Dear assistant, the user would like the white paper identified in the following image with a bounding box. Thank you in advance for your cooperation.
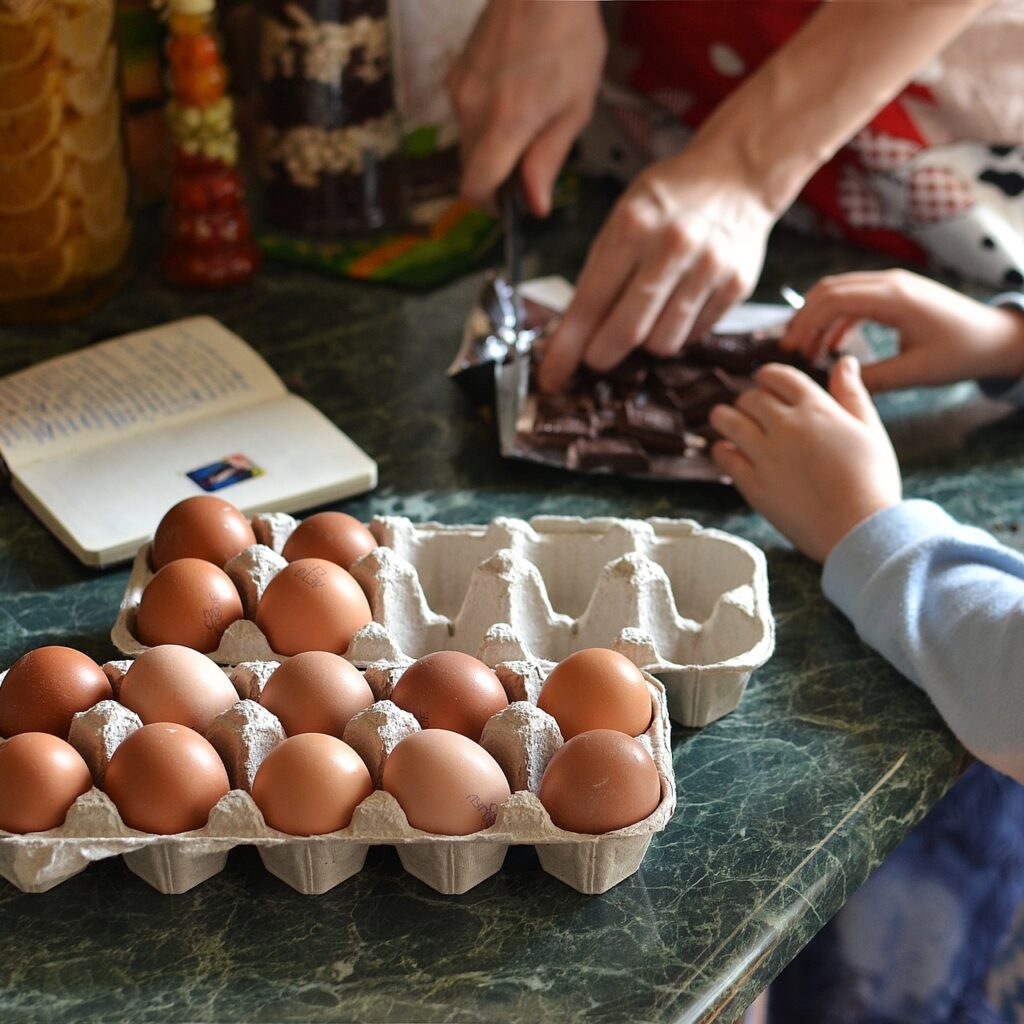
[0,318,377,565]
[712,302,794,334]
[390,0,485,137]
[516,280,795,337]
[0,318,283,468]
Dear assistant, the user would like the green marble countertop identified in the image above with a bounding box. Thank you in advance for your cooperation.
[3,185,1012,1023]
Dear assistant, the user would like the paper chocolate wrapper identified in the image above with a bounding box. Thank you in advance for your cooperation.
[113,514,775,727]
[451,276,874,483]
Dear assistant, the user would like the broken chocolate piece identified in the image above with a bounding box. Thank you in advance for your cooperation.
[651,361,708,390]
[606,352,651,389]
[692,423,724,448]
[592,379,616,410]
[532,394,594,448]
[592,407,620,435]
[516,321,829,478]
[670,374,735,422]
[567,436,651,473]
[622,399,686,453]
[687,332,760,373]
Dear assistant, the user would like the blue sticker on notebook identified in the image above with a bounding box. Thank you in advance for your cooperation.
[187,454,265,492]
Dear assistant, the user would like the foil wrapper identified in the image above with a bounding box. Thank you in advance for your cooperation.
[452,276,874,483]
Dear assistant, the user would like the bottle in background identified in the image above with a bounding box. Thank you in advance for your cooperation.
[0,0,132,322]
[117,0,171,206]
[389,0,484,203]
[162,0,260,288]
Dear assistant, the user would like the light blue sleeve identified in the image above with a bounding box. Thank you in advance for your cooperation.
[822,500,1024,784]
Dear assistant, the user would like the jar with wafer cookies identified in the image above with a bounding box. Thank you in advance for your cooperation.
[0,0,132,322]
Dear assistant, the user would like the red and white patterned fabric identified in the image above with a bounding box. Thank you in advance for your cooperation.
[579,1,1024,289]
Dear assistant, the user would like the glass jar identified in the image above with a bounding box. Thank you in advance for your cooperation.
[0,0,132,323]
[256,0,405,236]
[162,0,260,288]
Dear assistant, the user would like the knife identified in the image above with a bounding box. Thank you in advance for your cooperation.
[493,171,533,454]
[497,171,526,348]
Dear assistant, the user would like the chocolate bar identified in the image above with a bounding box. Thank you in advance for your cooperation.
[532,394,594,449]
[567,437,651,474]
[666,372,733,422]
[622,399,686,453]
[516,325,829,477]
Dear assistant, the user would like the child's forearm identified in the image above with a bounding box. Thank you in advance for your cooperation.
[690,0,994,215]
[823,500,1024,784]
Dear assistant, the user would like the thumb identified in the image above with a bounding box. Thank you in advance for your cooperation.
[829,356,879,425]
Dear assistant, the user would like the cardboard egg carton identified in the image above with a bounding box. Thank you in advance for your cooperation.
[113,514,774,727]
[0,629,675,896]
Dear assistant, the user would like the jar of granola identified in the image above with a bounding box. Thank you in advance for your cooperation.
[0,0,132,322]
[256,0,405,236]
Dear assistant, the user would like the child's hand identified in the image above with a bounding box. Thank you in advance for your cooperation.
[780,270,1024,392]
[709,358,901,562]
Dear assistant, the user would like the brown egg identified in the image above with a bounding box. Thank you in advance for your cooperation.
[390,651,509,740]
[539,729,661,835]
[382,729,511,836]
[0,733,92,833]
[254,558,372,657]
[251,733,372,836]
[136,558,244,653]
[282,512,378,571]
[119,645,239,732]
[104,722,230,834]
[150,495,257,570]
[537,648,652,740]
[260,652,373,737]
[0,646,112,739]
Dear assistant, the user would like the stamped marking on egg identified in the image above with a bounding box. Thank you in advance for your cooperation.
[203,594,225,630]
[466,793,498,827]
[294,564,328,589]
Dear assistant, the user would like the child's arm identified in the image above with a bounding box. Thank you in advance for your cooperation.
[780,270,1024,393]
[823,498,1024,785]
[709,359,1024,784]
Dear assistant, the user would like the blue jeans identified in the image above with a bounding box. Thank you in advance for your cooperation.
[770,762,1024,1024]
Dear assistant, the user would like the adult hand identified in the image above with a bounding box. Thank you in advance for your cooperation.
[781,270,1024,391]
[710,359,902,563]
[537,150,774,393]
[446,0,606,217]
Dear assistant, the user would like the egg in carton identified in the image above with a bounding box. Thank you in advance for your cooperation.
[112,514,775,728]
[0,627,674,896]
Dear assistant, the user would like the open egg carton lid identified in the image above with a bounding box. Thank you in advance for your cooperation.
[112,512,774,727]
[0,628,674,897]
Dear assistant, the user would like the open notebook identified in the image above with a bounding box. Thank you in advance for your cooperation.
[0,317,377,566]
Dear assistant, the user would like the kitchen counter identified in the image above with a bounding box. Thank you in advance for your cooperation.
[2,185,1008,1023]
